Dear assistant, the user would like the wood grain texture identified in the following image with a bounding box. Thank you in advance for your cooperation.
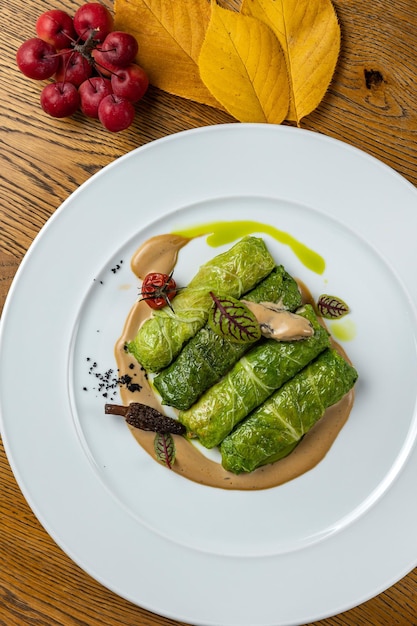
[1,0,417,624]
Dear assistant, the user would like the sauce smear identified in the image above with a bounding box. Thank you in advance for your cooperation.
[174,220,326,275]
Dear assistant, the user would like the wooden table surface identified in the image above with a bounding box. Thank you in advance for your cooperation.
[1,0,417,624]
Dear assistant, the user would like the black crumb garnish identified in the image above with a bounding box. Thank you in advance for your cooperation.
[111,260,124,274]
[127,382,141,392]
[105,403,186,435]
[119,373,132,385]
[118,373,142,393]
[85,361,142,398]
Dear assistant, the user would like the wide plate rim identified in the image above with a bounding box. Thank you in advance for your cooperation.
[1,123,417,626]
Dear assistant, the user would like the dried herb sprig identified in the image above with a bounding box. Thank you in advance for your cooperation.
[105,402,186,435]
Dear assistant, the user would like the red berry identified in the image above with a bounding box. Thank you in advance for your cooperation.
[36,10,76,50]
[98,94,135,132]
[111,64,149,102]
[16,6,146,133]
[73,3,114,42]
[40,82,80,118]
[55,49,93,87]
[91,48,120,77]
[140,273,177,310]
[79,76,113,118]
[16,38,59,80]
[98,31,138,67]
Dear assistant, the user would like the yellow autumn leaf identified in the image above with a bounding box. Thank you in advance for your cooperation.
[241,0,341,123]
[198,2,289,123]
[114,0,220,108]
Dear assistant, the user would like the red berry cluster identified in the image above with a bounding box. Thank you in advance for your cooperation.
[16,3,149,132]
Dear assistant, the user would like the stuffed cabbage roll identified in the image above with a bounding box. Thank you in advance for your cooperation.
[127,236,275,372]
[179,305,330,448]
[153,265,302,410]
[220,349,358,473]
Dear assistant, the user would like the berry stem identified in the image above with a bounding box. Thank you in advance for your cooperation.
[73,30,100,63]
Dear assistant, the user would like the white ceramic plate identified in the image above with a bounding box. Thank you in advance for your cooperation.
[1,124,417,626]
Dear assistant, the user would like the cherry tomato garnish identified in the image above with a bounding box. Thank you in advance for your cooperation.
[140,272,177,310]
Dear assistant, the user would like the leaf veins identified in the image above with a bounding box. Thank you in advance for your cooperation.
[317,294,349,319]
[154,432,176,469]
[208,292,261,343]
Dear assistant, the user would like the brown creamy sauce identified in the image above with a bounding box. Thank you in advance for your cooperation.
[114,235,355,490]
[242,300,314,341]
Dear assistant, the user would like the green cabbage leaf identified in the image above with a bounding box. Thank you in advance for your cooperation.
[128,236,275,372]
[179,304,330,448]
[153,265,302,409]
[220,348,358,473]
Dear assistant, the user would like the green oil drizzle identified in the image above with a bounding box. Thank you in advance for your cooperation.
[329,319,356,342]
[173,220,325,275]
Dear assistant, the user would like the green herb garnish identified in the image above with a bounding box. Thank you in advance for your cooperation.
[154,432,176,469]
[208,292,261,344]
[317,294,350,319]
